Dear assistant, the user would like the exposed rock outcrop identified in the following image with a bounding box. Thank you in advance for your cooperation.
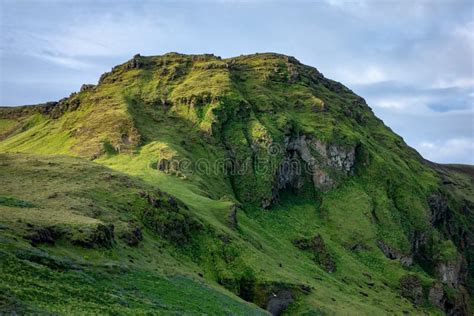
[377,240,399,260]
[426,191,471,306]
[399,274,423,305]
[444,287,470,316]
[428,282,445,309]
[227,204,238,229]
[266,135,357,208]
[266,290,294,316]
[24,226,58,246]
[140,201,202,244]
[137,191,203,243]
[410,230,428,260]
[125,54,143,70]
[71,223,115,248]
[428,193,451,227]
[436,256,464,288]
[400,275,471,315]
[293,234,336,273]
[284,135,356,188]
[119,222,143,247]
[80,84,95,93]
[376,240,413,267]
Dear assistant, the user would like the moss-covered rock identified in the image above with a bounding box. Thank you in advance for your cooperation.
[118,222,143,247]
[70,223,115,249]
[399,274,423,305]
[293,234,335,273]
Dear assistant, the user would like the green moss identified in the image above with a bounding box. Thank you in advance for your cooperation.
[435,240,458,263]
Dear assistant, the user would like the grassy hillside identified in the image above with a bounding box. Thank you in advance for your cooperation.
[0,53,472,315]
[0,154,267,314]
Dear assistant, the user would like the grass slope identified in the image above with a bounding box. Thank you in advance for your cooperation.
[0,153,266,315]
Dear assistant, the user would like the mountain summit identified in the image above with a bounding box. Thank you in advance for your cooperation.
[0,53,472,315]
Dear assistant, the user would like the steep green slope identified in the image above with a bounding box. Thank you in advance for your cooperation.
[0,154,268,314]
[0,53,472,315]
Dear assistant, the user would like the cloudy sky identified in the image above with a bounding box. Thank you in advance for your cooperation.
[1,0,473,163]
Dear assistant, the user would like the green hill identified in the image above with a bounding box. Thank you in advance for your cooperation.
[0,53,472,315]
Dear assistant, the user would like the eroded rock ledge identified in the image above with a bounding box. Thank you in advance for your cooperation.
[265,134,357,208]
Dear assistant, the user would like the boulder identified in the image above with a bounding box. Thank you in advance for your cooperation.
[293,234,335,273]
[25,226,57,246]
[436,258,462,288]
[399,274,423,305]
[80,84,95,92]
[71,223,115,248]
[377,240,414,267]
[266,290,294,316]
[119,222,143,247]
[428,282,445,309]
[377,240,400,260]
[327,145,355,172]
[124,54,143,69]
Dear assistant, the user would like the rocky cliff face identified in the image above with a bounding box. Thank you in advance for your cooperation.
[437,258,464,287]
[265,135,356,208]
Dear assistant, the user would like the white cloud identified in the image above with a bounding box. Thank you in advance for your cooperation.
[362,66,387,83]
[30,52,95,70]
[49,15,168,57]
[46,35,111,58]
[432,77,474,89]
[2,12,173,69]
[336,66,387,85]
[376,99,406,109]
[2,30,100,69]
[325,0,368,9]
[418,138,474,164]
[369,95,429,112]
[452,21,474,41]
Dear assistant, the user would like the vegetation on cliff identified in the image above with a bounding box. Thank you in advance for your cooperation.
[0,53,472,315]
